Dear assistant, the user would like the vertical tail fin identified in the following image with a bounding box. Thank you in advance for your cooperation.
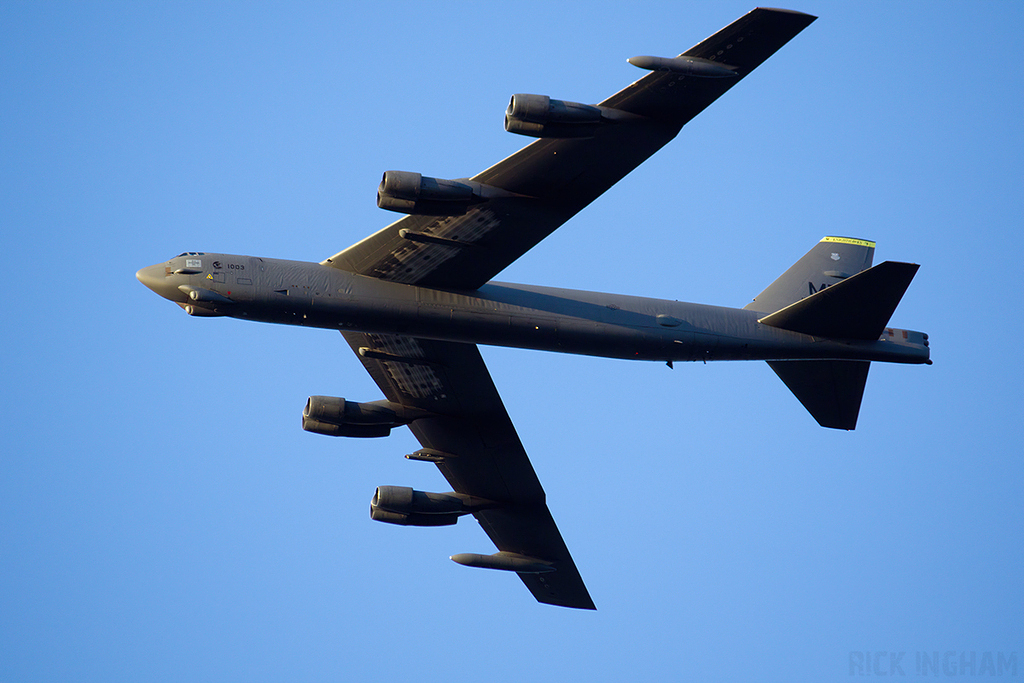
[751,237,922,430]
[744,236,875,313]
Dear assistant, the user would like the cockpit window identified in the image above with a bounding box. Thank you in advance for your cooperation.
[175,252,206,257]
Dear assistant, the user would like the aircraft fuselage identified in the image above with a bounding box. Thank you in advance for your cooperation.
[137,253,930,366]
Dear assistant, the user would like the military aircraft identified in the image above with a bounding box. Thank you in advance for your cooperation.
[136,8,930,610]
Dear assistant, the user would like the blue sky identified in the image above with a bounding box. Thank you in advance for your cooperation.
[2,2,1022,681]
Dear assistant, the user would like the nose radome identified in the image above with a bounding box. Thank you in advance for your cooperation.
[136,262,185,302]
[135,264,162,292]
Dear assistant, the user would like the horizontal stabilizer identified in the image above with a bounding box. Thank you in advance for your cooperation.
[759,261,919,340]
[768,360,870,430]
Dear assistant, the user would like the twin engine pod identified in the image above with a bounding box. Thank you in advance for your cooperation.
[376,171,482,216]
[502,53,737,139]
[376,170,527,217]
[370,489,552,574]
[504,94,605,138]
[301,396,431,438]
[503,93,638,139]
[369,485,495,527]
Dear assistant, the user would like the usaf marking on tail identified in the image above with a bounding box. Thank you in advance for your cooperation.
[137,8,929,609]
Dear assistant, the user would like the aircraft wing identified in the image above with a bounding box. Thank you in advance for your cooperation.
[323,8,815,290]
[341,331,596,609]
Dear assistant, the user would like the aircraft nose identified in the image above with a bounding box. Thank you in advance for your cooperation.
[136,264,162,292]
[136,263,180,300]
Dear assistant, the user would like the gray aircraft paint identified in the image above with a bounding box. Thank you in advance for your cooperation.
[137,253,928,367]
[136,9,928,609]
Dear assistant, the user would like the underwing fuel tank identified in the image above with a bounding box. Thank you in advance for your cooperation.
[627,55,738,78]
[450,552,555,574]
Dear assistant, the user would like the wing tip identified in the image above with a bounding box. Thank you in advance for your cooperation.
[754,7,818,20]
[537,595,598,611]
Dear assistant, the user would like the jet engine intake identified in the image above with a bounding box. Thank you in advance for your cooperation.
[301,396,428,438]
[369,486,496,527]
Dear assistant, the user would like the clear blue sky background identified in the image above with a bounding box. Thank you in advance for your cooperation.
[2,2,1021,681]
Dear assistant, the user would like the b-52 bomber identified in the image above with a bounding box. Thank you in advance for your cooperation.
[137,8,930,609]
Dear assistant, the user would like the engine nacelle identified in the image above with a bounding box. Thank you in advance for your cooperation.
[373,485,465,513]
[369,507,460,527]
[301,416,392,438]
[369,486,496,527]
[504,94,605,138]
[377,171,479,216]
[302,396,427,438]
